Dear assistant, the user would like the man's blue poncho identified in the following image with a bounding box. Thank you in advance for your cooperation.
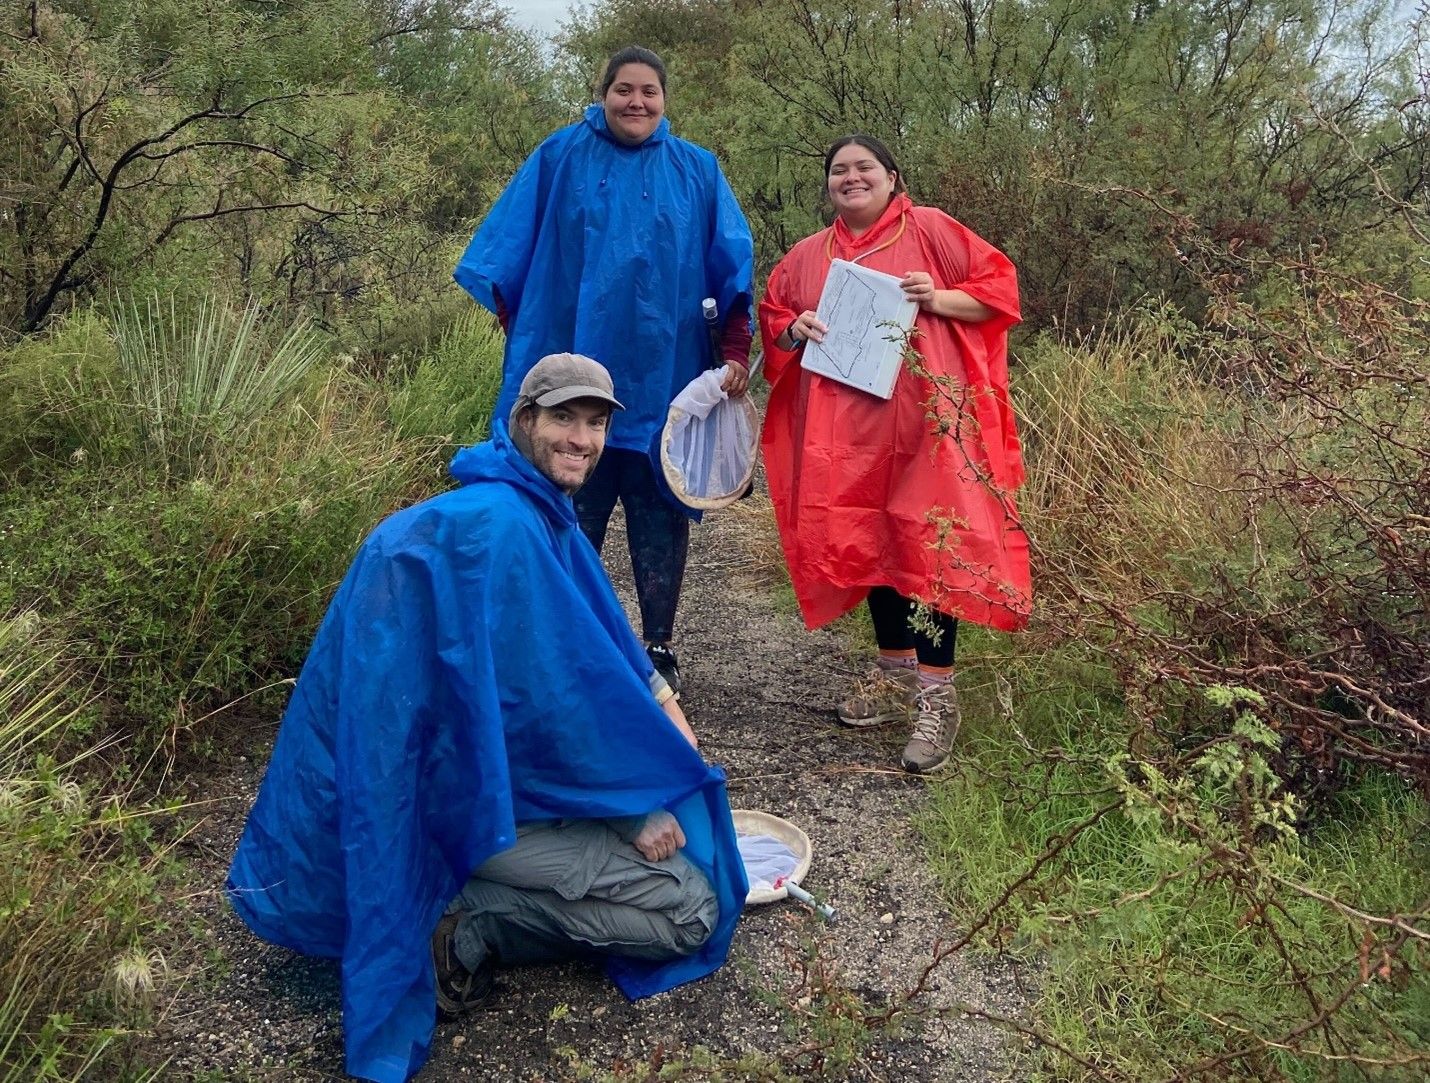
[453,104,754,468]
[227,426,748,1083]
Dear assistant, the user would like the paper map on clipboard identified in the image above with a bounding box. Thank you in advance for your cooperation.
[800,259,917,400]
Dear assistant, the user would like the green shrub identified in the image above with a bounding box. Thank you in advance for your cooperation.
[86,293,330,480]
[0,371,436,753]
[915,282,1429,1077]
[921,644,1429,1080]
[1016,277,1428,799]
[1,293,332,484]
[389,305,506,448]
[346,282,476,366]
[910,264,1429,1078]
[0,311,118,476]
[0,295,464,756]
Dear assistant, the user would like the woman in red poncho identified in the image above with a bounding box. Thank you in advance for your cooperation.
[758,134,1030,774]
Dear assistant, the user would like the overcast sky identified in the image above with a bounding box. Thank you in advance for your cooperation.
[504,1,1426,55]
[505,0,575,38]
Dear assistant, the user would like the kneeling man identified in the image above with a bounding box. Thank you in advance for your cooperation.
[227,356,746,1083]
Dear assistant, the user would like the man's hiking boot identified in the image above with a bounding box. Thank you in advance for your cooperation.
[647,642,682,694]
[431,911,494,1020]
[837,666,920,727]
[900,681,960,774]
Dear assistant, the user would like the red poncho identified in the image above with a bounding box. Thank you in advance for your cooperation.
[758,192,1031,632]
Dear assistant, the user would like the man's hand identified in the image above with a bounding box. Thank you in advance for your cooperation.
[663,695,698,749]
[632,810,686,862]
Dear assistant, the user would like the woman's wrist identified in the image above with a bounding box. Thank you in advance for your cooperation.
[783,320,804,349]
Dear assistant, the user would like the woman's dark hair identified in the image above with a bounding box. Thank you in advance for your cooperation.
[600,46,668,96]
[824,134,907,194]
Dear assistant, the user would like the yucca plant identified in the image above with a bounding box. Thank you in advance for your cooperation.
[65,293,330,480]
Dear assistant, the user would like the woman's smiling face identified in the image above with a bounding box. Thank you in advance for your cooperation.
[602,62,665,146]
[826,143,898,227]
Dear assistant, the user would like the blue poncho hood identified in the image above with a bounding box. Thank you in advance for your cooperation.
[453,104,754,472]
[227,425,747,1082]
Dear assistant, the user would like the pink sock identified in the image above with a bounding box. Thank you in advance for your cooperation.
[917,664,953,688]
[877,650,917,671]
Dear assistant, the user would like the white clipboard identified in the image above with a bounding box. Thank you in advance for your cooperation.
[799,259,917,400]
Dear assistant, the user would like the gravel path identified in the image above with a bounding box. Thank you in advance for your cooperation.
[146,497,1032,1081]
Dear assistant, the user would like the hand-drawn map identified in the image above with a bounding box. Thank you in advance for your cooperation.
[800,259,918,400]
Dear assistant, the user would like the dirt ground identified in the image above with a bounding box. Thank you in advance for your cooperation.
[145,498,1033,1081]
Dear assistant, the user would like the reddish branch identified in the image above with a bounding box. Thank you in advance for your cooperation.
[883,166,1428,1077]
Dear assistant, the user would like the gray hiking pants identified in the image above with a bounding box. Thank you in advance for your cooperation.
[449,818,718,973]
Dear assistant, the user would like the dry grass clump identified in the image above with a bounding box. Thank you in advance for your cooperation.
[0,615,168,1078]
[1018,309,1246,596]
[720,486,793,593]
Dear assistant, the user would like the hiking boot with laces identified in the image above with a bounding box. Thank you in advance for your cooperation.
[837,666,920,728]
[647,642,682,694]
[901,681,960,774]
[431,910,494,1020]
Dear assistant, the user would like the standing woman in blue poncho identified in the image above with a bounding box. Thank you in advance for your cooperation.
[455,46,755,693]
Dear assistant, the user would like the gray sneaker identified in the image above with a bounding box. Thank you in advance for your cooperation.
[837,667,920,727]
[901,682,960,774]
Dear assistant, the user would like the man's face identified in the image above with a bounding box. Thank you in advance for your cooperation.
[517,399,610,494]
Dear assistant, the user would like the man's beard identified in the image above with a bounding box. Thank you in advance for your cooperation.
[512,413,599,495]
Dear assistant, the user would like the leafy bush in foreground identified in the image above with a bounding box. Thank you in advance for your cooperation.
[0,441,405,749]
[921,642,1427,1081]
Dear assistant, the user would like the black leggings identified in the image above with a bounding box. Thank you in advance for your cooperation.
[575,448,690,645]
[866,587,957,668]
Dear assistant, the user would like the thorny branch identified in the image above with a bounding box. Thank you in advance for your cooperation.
[877,151,1427,1075]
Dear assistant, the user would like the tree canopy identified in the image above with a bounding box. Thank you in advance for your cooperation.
[2,0,1424,338]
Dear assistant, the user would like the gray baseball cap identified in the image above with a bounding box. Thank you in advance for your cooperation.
[508,353,624,427]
